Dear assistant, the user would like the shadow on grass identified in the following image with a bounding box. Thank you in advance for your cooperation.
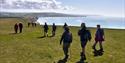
[48,35,55,38]
[37,35,56,38]
[37,36,46,38]
[57,59,67,63]
[76,61,88,63]
[76,59,88,63]
[93,50,104,57]
[9,33,19,35]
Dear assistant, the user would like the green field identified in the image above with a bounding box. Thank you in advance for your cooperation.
[0,18,125,63]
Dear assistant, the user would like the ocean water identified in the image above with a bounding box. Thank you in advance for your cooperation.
[37,16,125,29]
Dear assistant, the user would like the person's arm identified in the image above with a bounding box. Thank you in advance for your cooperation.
[87,30,92,41]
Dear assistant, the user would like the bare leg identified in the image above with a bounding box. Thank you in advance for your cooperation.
[93,41,98,50]
[99,42,103,51]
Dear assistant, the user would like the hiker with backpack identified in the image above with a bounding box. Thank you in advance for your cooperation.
[43,22,49,37]
[92,25,105,52]
[60,26,72,61]
[78,23,91,61]
[52,23,57,37]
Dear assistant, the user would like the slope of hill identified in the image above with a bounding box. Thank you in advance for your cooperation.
[0,18,125,63]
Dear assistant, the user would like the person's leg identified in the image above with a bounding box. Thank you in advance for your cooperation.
[14,28,17,33]
[80,42,87,61]
[52,30,54,36]
[20,28,22,33]
[21,28,22,33]
[63,44,68,56]
[63,43,70,60]
[92,41,98,50]
[15,28,17,33]
[81,47,86,60]
[99,41,103,51]
[44,30,46,37]
[19,27,21,33]
[53,31,55,36]
[46,30,48,37]
[28,23,30,27]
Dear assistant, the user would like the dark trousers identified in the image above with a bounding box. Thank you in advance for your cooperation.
[15,28,18,33]
[19,28,22,33]
[63,43,70,56]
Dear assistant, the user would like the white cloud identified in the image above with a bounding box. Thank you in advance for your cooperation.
[0,0,74,11]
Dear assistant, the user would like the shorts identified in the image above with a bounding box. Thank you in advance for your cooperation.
[81,41,87,48]
[95,37,104,42]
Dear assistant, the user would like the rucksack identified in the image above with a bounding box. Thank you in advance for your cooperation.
[63,32,72,42]
[79,29,91,41]
[85,30,92,41]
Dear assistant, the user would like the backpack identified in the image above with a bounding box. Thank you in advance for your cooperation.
[85,30,92,41]
[63,32,72,42]
[79,29,91,41]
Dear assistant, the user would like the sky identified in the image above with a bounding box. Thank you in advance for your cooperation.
[0,0,125,29]
[0,0,125,17]
[58,0,125,17]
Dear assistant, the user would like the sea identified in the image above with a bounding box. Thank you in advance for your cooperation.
[37,16,125,29]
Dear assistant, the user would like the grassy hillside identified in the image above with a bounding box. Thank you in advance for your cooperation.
[0,18,125,63]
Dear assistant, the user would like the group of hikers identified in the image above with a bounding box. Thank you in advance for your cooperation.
[14,23,23,33]
[28,22,37,27]
[41,22,105,62]
[43,22,57,37]
[13,21,105,62]
[59,23,105,62]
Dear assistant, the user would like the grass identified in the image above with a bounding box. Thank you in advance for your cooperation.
[0,18,125,63]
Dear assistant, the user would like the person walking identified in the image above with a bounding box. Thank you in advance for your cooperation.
[60,26,73,61]
[18,23,23,33]
[43,22,49,37]
[78,23,91,61]
[92,25,105,52]
[14,23,18,33]
[52,23,57,36]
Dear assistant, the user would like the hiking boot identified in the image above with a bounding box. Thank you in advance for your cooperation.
[80,56,86,61]
[63,55,69,61]
[92,46,97,50]
[99,48,104,52]
[80,52,86,61]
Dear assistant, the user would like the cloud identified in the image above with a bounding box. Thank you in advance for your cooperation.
[0,0,74,11]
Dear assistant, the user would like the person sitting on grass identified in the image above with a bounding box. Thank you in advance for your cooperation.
[60,26,72,61]
[92,25,105,52]
[78,23,91,61]
[43,22,49,37]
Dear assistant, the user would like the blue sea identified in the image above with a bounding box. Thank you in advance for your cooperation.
[37,16,125,29]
